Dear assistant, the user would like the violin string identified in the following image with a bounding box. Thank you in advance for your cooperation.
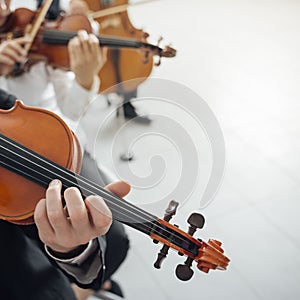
[0,146,153,225]
[0,147,210,263]
[0,136,136,218]
[0,147,181,245]
[0,150,195,251]
[0,133,202,254]
[43,30,166,58]
[0,136,196,249]
[2,138,146,223]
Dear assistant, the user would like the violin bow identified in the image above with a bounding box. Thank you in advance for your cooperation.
[89,0,160,19]
[23,0,53,52]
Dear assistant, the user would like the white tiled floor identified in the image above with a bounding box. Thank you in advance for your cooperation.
[84,0,300,299]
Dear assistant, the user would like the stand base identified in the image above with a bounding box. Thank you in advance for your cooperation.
[120,152,134,161]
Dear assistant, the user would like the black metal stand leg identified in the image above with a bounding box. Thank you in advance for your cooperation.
[117,93,135,162]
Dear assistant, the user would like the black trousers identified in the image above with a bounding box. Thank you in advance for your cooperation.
[0,220,77,300]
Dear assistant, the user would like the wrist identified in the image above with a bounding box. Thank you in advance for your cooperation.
[44,240,97,264]
[46,243,89,260]
[75,75,94,90]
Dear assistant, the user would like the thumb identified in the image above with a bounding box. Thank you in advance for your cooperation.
[105,181,131,198]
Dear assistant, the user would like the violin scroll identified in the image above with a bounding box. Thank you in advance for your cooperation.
[140,42,176,67]
[197,239,230,273]
[155,36,176,59]
[151,201,230,281]
[161,45,177,58]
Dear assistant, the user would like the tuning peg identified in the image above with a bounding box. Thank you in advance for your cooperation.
[152,36,164,67]
[175,257,194,281]
[154,244,170,269]
[164,200,179,221]
[157,36,163,47]
[176,216,206,280]
[176,213,204,257]
[142,51,150,64]
[153,201,179,267]
[153,200,179,244]
[187,213,205,236]
[143,31,149,39]
[154,57,161,66]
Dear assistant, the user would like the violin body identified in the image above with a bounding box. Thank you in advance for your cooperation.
[85,0,154,93]
[0,101,82,224]
[0,8,36,36]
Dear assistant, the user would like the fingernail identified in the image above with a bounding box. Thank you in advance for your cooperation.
[80,30,88,39]
[50,179,61,187]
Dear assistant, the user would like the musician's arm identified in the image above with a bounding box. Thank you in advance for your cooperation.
[45,236,106,289]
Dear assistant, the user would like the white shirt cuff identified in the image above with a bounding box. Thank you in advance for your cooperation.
[44,240,95,265]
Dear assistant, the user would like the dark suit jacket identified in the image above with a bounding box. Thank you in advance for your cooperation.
[0,89,103,299]
[0,88,17,109]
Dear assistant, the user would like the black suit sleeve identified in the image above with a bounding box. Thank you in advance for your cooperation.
[0,88,17,110]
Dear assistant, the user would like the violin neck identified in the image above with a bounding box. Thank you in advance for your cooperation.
[42,30,145,50]
[0,132,201,258]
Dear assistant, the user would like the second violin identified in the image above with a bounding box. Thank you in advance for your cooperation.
[0,7,176,86]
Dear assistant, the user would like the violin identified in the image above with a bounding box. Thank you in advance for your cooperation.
[84,0,167,93]
[0,101,229,280]
[0,8,175,80]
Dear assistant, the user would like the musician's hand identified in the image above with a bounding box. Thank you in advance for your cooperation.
[34,179,130,255]
[0,37,28,75]
[0,0,11,27]
[68,30,107,90]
